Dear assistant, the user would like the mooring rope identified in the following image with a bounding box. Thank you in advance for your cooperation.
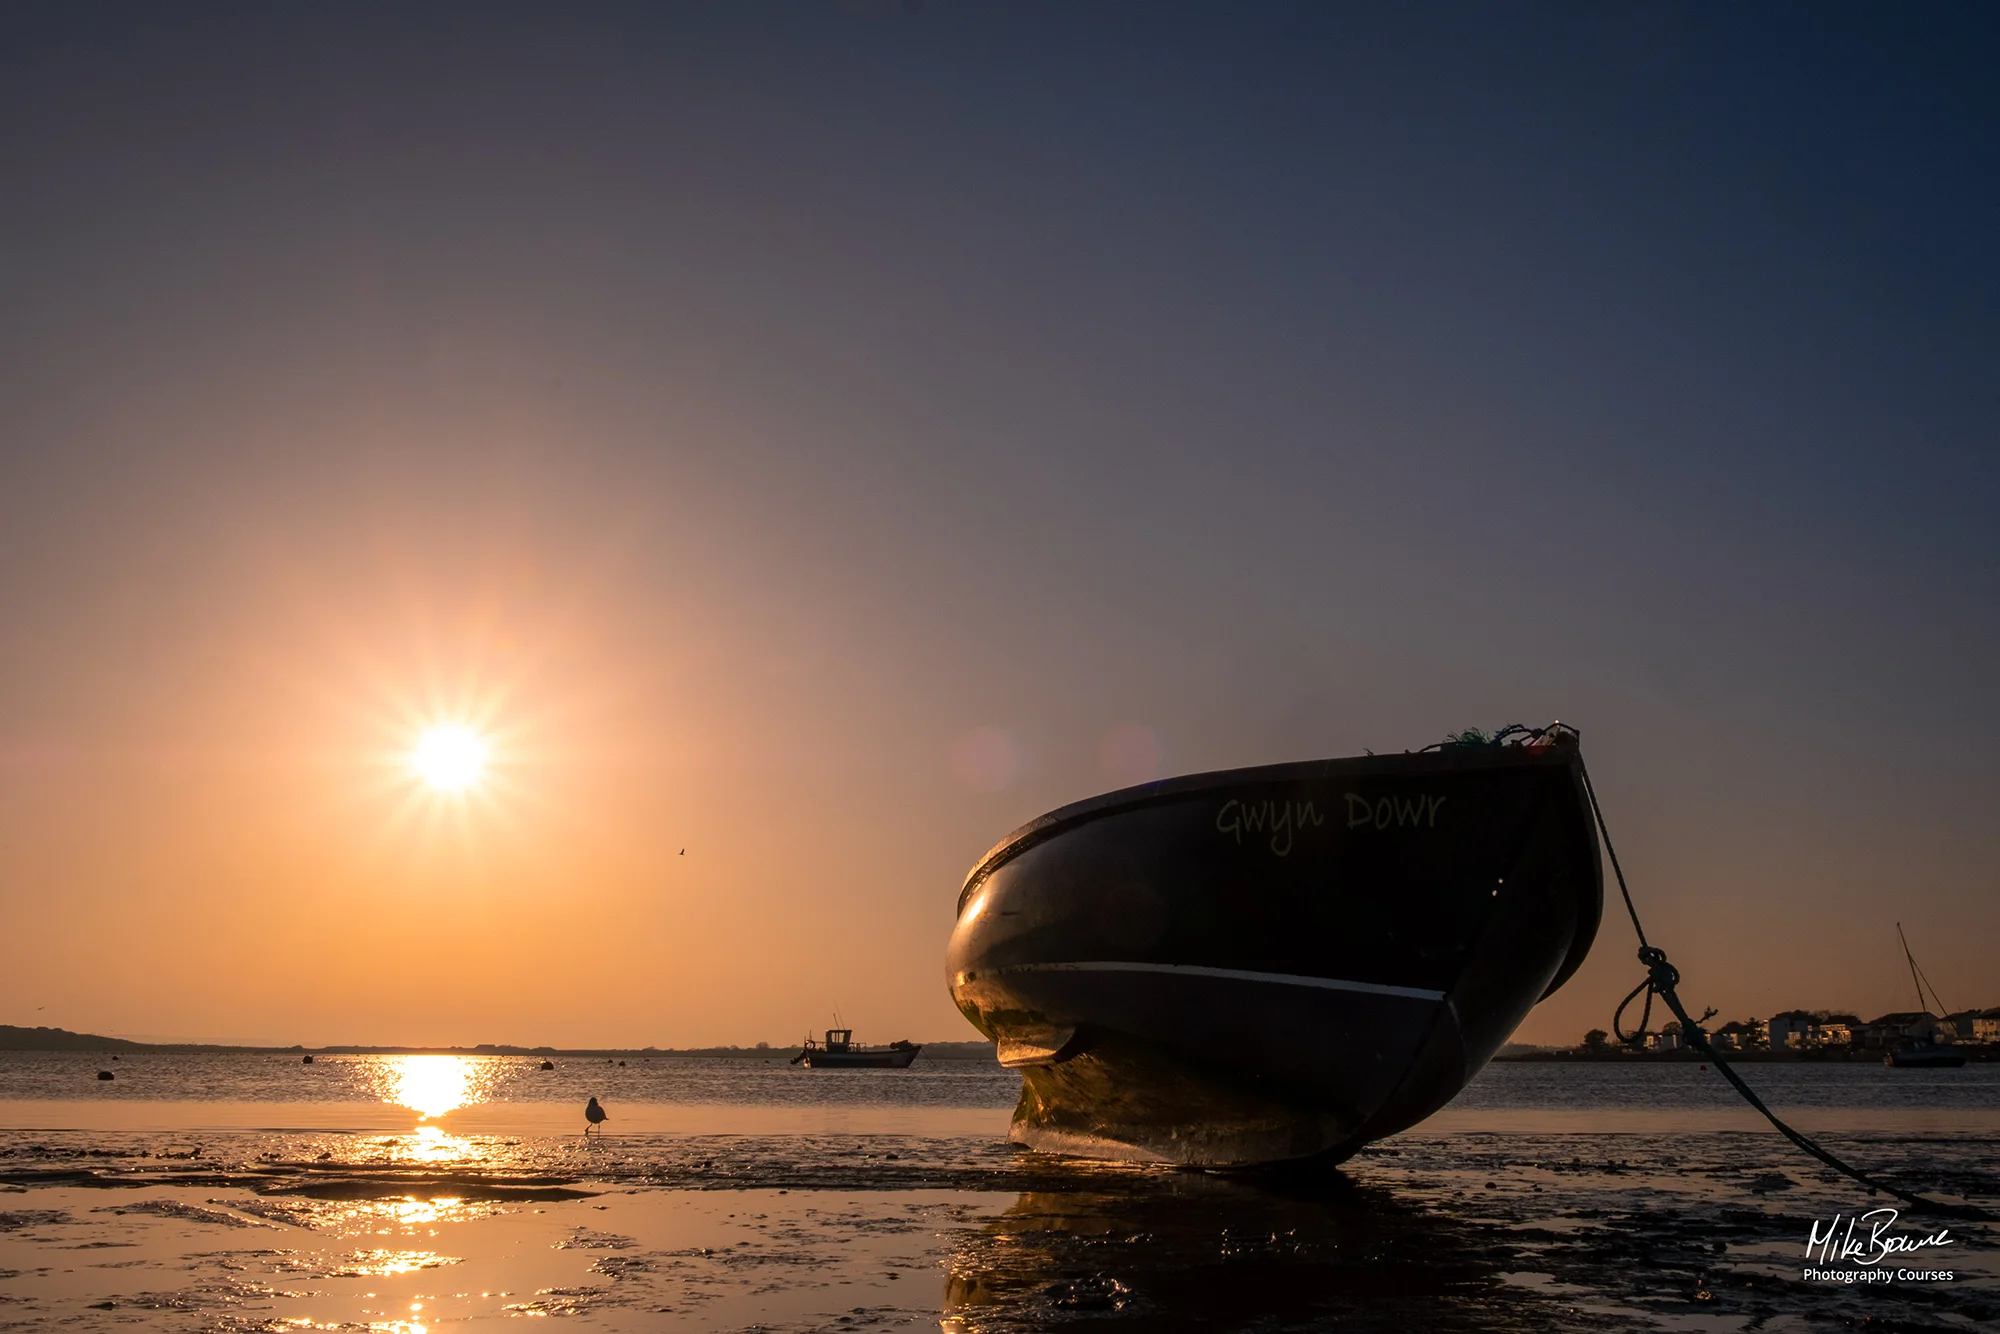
[1575,761,1992,1222]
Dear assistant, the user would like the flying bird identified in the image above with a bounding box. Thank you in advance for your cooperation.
[585,1096,608,1134]
[679,848,685,855]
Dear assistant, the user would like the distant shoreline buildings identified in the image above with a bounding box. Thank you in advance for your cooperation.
[1564,1006,2000,1057]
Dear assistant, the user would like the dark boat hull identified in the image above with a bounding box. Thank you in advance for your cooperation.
[946,742,1601,1166]
[799,1047,922,1069]
[1885,1045,1965,1069]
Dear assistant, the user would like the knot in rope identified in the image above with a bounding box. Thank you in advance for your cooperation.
[1638,944,1677,990]
[1614,945,1699,1048]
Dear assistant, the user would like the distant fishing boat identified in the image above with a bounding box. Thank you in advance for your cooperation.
[790,1029,922,1069]
[947,723,1602,1167]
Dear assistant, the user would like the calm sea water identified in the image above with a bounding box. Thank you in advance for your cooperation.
[2,1049,1993,1114]
[0,1051,1020,1109]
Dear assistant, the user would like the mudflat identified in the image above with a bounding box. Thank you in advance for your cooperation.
[1,1054,1994,1330]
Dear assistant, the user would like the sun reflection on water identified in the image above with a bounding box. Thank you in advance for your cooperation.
[334,1249,460,1276]
[375,1055,499,1121]
[404,1124,481,1163]
[387,1195,466,1226]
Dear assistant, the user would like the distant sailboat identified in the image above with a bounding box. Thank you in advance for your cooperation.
[1885,923,1965,1069]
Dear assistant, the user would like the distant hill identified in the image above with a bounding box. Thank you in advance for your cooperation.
[0,1025,155,1052]
[0,1025,999,1061]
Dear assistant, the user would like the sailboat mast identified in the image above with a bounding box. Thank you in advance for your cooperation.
[1896,922,1926,1013]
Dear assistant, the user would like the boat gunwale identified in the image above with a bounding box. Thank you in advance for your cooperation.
[959,745,1585,911]
[954,744,1601,1000]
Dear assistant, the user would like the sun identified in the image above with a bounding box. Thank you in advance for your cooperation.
[412,725,487,792]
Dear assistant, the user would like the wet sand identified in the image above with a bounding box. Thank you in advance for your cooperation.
[3,1123,1995,1332]
[0,1182,996,1331]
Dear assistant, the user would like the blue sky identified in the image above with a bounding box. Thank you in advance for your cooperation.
[1,3,1994,1044]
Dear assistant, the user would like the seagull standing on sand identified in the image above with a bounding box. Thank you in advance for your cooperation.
[585,1096,608,1134]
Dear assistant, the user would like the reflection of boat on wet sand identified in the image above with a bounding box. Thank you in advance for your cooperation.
[946,724,1602,1167]
[790,1029,922,1069]
[942,1175,1511,1331]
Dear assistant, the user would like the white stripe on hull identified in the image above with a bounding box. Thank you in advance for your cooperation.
[983,960,1446,1003]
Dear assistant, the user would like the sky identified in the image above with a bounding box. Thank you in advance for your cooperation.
[1,2,1995,1048]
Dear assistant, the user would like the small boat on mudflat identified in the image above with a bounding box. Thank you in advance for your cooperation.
[791,1029,922,1069]
[946,723,1602,1167]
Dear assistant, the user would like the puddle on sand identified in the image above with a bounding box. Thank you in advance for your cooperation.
[0,1186,1003,1331]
